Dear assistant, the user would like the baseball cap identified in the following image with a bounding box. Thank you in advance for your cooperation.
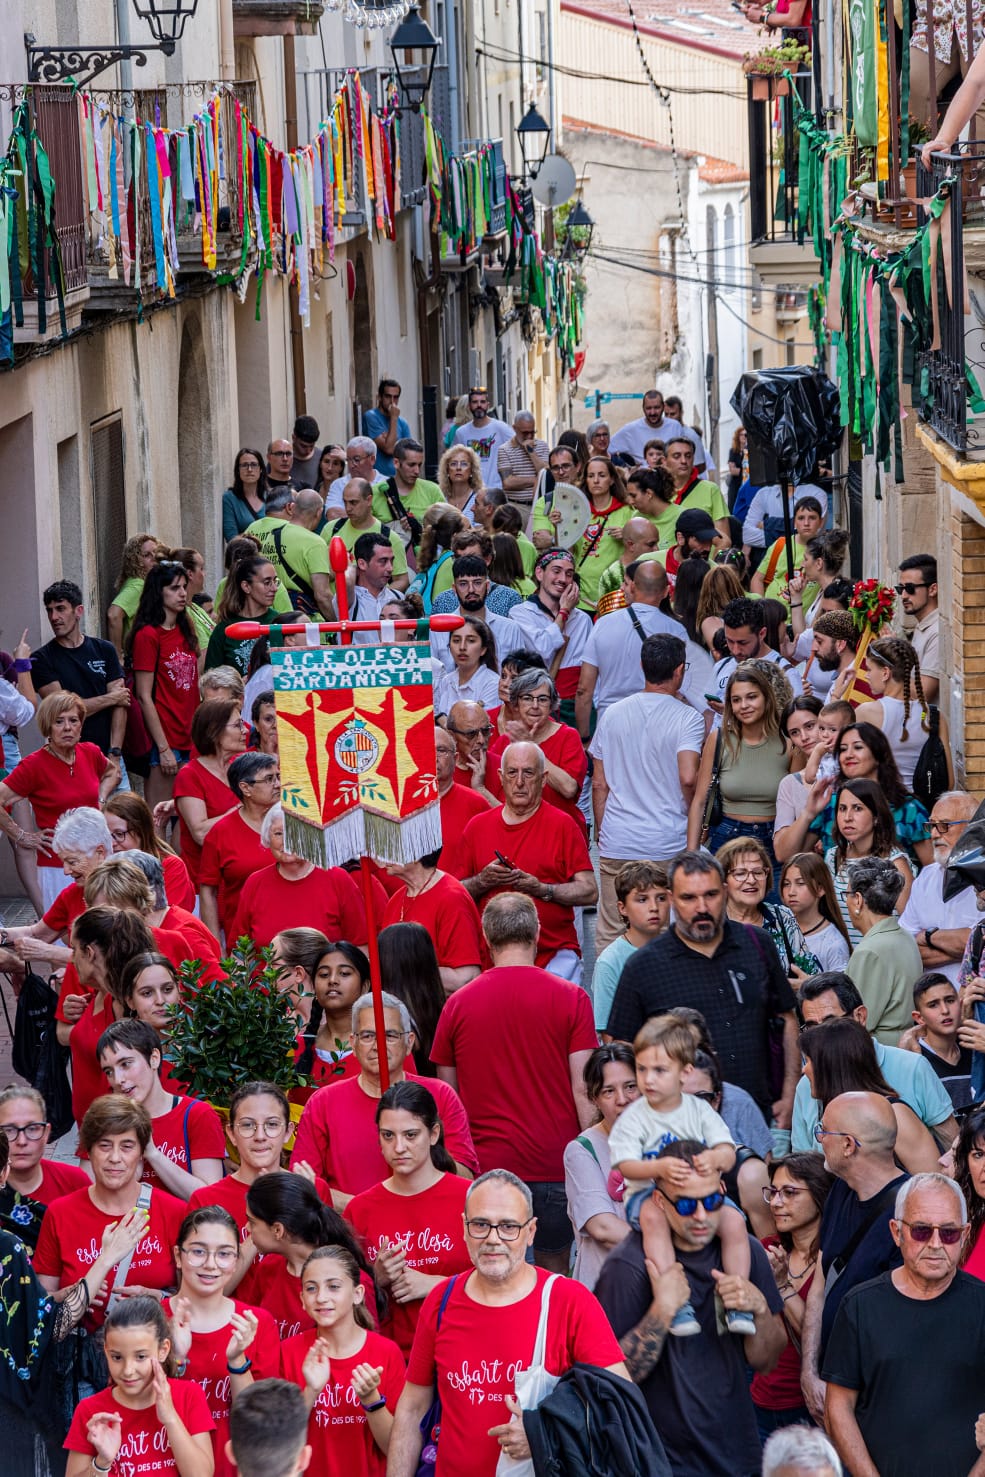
[676,509,718,543]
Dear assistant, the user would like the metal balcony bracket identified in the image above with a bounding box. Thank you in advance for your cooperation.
[24,31,174,88]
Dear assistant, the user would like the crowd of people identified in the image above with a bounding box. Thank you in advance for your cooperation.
[0,382,975,1477]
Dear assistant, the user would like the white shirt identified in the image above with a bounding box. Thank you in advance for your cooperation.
[911,608,941,678]
[509,599,592,672]
[452,420,514,489]
[328,472,389,504]
[336,584,400,645]
[0,679,35,736]
[582,604,702,716]
[435,665,500,714]
[608,414,693,464]
[899,861,979,987]
[608,1093,733,1196]
[430,607,556,672]
[741,483,829,548]
[590,690,705,860]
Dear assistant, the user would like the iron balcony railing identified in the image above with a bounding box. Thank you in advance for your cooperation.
[747,68,812,246]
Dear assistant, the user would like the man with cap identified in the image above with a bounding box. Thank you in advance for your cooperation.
[290,415,322,489]
[595,517,663,604]
[659,508,719,589]
[509,549,593,721]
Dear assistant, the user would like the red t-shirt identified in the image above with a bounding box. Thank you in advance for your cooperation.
[430,965,598,1181]
[344,1175,473,1355]
[965,1226,985,1282]
[237,1254,378,1341]
[750,1245,813,1410]
[41,881,86,935]
[199,809,272,944]
[187,1171,333,1242]
[139,1096,226,1191]
[131,623,201,751]
[162,905,222,961]
[5,744,107,866]
[233,863,368,948]
[290,1074,478,1196]
[280,1327,406,1477]
[34,1184,186,1327]
[163,1297,280,1477]
[172,759,237,888]
[486,726,588,833]
[437,784,490,874]
[68,990,119,1128]
[162,850,196,912]
[35,1158,91,1203]
[65,1378,214,1473]
[407,1268,623,1477]
[449,804,593,964]
[381,874,482,970]
[151,924,226,988]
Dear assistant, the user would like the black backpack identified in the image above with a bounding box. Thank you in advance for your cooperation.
[523,1363,672,1477]
[912,706,950,811]
[12,969,73,1139]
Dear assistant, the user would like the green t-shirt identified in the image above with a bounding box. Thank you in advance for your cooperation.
[205,618,257,676]
[245,517,332,611]
[517,532,538,579]
[761,537,820,610]
[110,577,144,637]
[187,602,215,648]
[652,480,729,547]
[322,517,408,578]
[532,497,634,610]
[370,478,445,527]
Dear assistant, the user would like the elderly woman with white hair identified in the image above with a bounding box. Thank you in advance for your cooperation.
[230,804,368,948]
[762,1425,842,1477]
[290,988,479,1206]
[3,807,114,970]
[486,668,588,832]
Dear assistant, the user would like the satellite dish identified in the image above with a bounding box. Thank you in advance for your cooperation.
[532,154,576,208]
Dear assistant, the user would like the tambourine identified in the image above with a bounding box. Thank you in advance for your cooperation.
[549,481,592,549]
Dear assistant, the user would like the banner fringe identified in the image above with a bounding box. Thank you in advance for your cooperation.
[283,803,442,869]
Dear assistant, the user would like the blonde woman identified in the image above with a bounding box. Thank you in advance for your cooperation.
[438,445,483,520]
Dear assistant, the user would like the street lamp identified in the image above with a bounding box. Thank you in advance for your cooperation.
[516,102,551,179]
[25,0,200,86]
[389,5,441,113]
[563,198,595,260]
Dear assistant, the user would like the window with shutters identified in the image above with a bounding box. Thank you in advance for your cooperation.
[90,416,127,640]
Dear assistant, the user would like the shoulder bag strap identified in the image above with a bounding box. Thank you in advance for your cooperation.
[380,476,410,525]
[576,508,614,568]
[436,1272,458,1329]
[576,1134,601,1167]
[827,1180,899,1280]
[331,516,348,535]
[181,1100,193,1170]
[627,606,648,642]
[530,1274,558,1367]
[271,524,317,606]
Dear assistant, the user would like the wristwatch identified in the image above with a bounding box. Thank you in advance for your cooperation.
[107,746,123,757]
[924,927,938,948]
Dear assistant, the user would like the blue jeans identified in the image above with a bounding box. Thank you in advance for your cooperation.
[755,1403,813,1445]
[707,815,779,899]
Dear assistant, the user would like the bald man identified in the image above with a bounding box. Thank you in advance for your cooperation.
[799,1091,907,1424]
[435,720,491,872]
[449,740,596,981]
[594,517,663,604]
[245,486,335,618]
[575,559,700,739]
[900,789,980,983]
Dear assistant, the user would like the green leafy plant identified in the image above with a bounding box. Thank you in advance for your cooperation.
[165,939,311,1106]
[908,114,932,148]
[743,39,810,73]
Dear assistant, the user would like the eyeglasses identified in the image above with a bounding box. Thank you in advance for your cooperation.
[271,449,293,458]
[899,1221,964,1245]
[730,868,768,882]
[234,1118,287,1137]
[658,1188,725,1216]
[239,461,261,471]
[464,1216,531,1241]
[354,1029,408,1046]
[518,695,552,706]
[894,582,927,595]
[449,726,492,741]
[813,1122,860,1149]
[691,1089,718,1105]
[0,1122,46,1141]
[930,818,969,833]
[762,1185,808,1204]
[179,1245,240,1266]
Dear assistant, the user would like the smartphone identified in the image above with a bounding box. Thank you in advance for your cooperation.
[494,850,514,868]
[704,693,724,704]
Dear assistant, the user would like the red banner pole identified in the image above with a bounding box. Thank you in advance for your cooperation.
[328,537,390,1092]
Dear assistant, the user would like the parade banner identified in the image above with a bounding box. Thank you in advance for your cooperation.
[272,642,441,867]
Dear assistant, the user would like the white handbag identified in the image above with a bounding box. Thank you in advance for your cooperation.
[494,1273,560,1477]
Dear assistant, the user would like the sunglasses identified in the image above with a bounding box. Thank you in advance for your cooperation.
[894,582,927,595]
[900,1220,964,1245]
[659,1188,725,1216]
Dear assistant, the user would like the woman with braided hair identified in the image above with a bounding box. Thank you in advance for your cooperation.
[855,637,953,792]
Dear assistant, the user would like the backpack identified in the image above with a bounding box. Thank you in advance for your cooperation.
[408,550,454,614]
[912,705,950,811]
[13,969,73,1139]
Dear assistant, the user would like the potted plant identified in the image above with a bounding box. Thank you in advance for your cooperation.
[743,39,811,99]
[164,940,345,1151]
[903,116,931,201]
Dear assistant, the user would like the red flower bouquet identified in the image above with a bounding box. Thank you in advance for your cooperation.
[849,579,896,637]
